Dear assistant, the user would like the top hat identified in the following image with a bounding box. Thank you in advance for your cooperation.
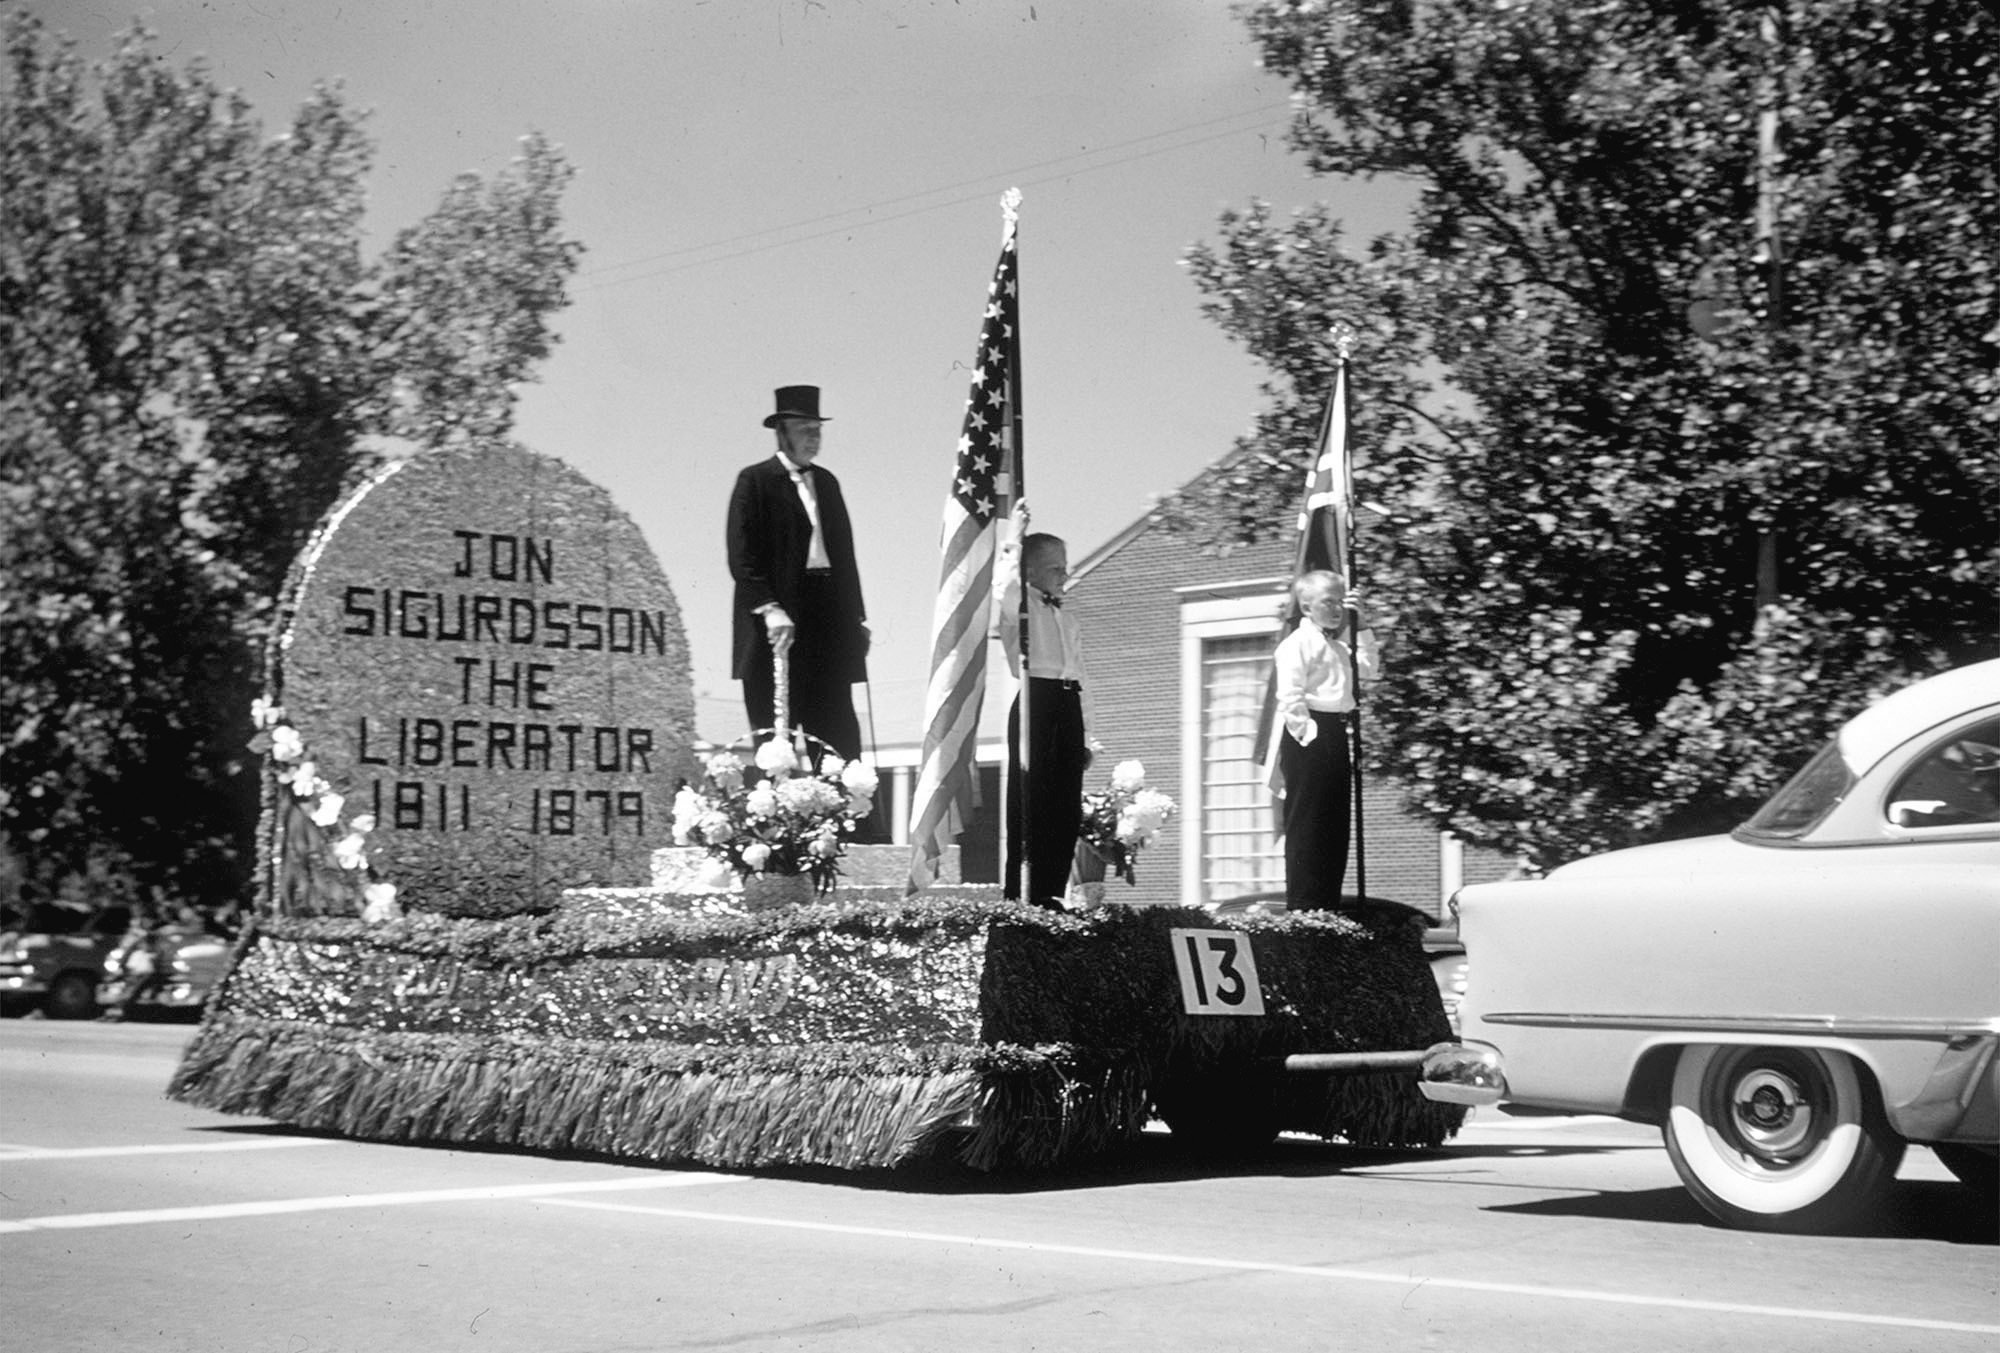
[762,385,830,427]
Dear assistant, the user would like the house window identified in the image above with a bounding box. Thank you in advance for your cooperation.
[1200,634,1285,902]
[1177,581,1288,906]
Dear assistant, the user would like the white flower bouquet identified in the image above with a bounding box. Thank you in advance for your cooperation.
[1078,758,1177,885]
[672,737,879,895]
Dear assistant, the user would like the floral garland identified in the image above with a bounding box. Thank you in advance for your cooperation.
[250,696,400,923]
[672,737,880,894]
[249,886,1383,968]
[258,889,1084,964]
[1078,759,1177,885]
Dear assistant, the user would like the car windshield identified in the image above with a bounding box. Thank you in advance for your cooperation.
[1737,739,1853,840]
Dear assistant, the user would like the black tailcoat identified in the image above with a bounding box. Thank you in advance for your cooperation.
[726,455,868,683]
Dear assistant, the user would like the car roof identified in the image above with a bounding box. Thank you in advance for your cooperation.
[1840,657,2000,774]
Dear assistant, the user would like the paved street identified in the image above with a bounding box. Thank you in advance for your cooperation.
[4,1020,1994,1352]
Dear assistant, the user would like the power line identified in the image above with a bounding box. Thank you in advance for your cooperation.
[574,105,1292,291]
[578,120,1290,289]
[579,103,1288,279]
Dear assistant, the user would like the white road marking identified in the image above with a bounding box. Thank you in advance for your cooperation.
[539,1198,2000,1337]
[0,1172,745,1234]
[1259,1113,1633,1145]
[0,1138,333,1162]
[1462,1112,1626,1131]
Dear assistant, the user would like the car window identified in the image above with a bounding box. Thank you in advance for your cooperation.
[90,905,134,936]
[1738,740,1852,840]
[23,903,86,934]
[1886,716,2000,829]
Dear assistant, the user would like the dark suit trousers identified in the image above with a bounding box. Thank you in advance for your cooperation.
[741,571,861,762]
[1004,679,1087,908]
[1279,709,1353,910]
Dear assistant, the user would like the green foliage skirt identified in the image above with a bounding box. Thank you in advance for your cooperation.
[169,891,1463,1171]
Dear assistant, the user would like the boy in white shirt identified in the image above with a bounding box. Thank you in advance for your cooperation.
[995,502,1094,908]
[1271,569,1380,909]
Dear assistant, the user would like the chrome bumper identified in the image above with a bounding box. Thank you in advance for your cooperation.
[1417,1041,1508,1107]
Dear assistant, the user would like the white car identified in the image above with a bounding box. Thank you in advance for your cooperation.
[1421,658,1999,1231]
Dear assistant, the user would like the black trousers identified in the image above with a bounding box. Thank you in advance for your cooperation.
[741,572,861,763]
[1279,709,1354,910]
[1004,679,1087,908]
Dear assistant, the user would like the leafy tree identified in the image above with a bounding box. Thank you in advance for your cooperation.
[0,16,581,912]
[1164,0,1998,865]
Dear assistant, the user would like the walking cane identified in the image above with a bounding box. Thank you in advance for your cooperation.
[863,677,880,766]
[772,639,795,753]
[861,675,884,843]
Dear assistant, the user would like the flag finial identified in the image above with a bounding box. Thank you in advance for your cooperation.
[1329,320,1358,360]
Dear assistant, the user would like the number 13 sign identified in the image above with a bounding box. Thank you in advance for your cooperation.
[1169,928,1266,1016]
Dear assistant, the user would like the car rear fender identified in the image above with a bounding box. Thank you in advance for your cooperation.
[1617,1033,1997,1144]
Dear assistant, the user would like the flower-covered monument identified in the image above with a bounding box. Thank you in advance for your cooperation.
[236,440,700,917]
[171,439,1462,1172]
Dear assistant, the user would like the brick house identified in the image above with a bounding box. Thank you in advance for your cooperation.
[871,478,1519,917]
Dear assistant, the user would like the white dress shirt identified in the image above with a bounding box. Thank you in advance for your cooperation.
[1274,621,1381,746]
[776,452,832,571]
[993,541,1095,735]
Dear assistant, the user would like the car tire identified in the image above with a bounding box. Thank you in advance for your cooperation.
[1932,1143,1999,1198]
[45,971,100,1021]
[1664,1044,1903,1233]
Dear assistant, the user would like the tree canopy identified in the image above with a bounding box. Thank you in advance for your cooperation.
[1164,0,1998,864]
[0,16,581,914]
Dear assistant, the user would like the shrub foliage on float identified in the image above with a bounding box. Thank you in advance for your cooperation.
[170,891,1462,1171]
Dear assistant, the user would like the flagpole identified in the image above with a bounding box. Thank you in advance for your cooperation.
[1004,190,1035,901]
[1329,320,1367,904]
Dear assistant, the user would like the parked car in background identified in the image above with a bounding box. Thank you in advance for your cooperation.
[1421,658,2000,1232]
[97,921,234,1020]
[1422,918,1468,1037]
[0,903,134,1019]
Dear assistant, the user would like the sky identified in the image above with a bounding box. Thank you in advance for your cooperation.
[24,0,1411,746]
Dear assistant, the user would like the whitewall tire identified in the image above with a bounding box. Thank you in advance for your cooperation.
[1664,1044,1903,1233]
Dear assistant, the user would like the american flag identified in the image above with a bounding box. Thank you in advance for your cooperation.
[907,194,1019,894]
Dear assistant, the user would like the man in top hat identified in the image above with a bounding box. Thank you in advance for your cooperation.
[726,384,869,761]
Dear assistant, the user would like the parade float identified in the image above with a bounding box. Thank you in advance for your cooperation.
[168,435,1461,1173]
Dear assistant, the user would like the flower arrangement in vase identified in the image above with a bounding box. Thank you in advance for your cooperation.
[671,735,879,898]
[1077,758,1177,886]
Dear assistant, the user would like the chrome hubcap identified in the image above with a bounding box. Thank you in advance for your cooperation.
[1727,1064,1817,1160]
